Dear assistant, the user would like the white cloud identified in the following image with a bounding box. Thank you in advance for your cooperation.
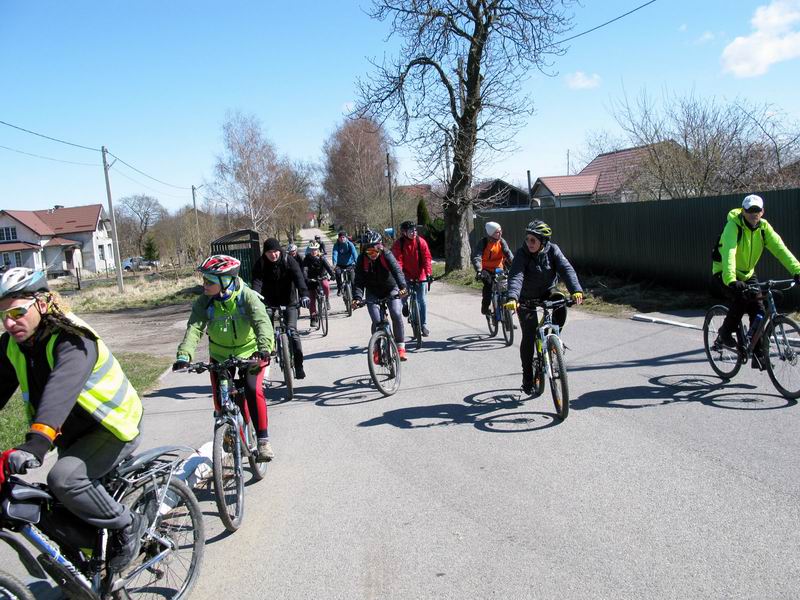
[722,0,800,77]
[565,71,601,90]
[694,31,715,44]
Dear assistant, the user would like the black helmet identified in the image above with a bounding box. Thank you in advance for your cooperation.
[363,229,383,247]
[526,220,552,242]
[400,220,416,231]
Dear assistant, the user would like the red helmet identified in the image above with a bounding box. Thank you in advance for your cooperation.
[198,255,240,277]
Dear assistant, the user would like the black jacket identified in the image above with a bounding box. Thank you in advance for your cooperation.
[302,254,334,282]
[353,250,407,301]
[507,242,582,301]
[251,251,309,307]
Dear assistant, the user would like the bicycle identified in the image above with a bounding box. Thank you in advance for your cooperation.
[406,280,425,350]
[182,358,268,532]
[485,268,514,346]
[338,266,355,317]
[354,296,402,396]
[269,306,295,401]
[308,277,329,337]
[0,445,205,600]
[0,570,33,600]
[518,297,575,420]
[703,278,800,399]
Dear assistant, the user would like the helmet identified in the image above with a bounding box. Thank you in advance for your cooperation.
[0,268,49,300]
[526,220,552,242]
[400,220,416,231]
[485,221,501,236]
[314,235,321,241]
[287,243,298,253]
[363,230,383,247]
[308,241,320,251]
[198,255,240,278]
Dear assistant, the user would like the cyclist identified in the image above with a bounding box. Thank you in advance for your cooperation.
[302,241,334,327]
[332,230,358,296]
[503,221,584,395]
[352,230,409,361]
[711,194,800,367]
[392,220,433,336]
[0,268,146,572]
[315,234,327,257]
[173,255,276,460]
[472,221,513,315]
[252,238,310,379]
[286,243,301,264]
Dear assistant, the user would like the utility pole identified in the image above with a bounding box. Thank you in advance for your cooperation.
[191,185,203,254]
[527,169,533,204]
[566,149,570,174]
[385,152,395,237]
[101,146,124,293]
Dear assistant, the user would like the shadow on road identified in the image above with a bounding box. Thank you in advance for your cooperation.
[274,375,387,406]
[144,384,210,400]
[572,373,797,411]
[569,347,709,374]
[358,388,561,433]
[411,333,509,354]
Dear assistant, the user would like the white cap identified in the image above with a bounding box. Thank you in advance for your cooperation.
[742,194,764,211]
[485,221,501,236]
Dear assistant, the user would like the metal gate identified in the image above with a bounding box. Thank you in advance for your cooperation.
[209,229,261,285]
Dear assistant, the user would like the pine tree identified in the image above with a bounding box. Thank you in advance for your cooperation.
[142,235,160,262]
[416,197,431,227]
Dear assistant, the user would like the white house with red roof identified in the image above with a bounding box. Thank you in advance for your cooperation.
[0,204,115,276]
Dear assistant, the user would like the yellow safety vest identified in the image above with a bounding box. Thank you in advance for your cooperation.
[5,314,142,442]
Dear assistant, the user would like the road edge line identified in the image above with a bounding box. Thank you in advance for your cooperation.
[631,314,701,331]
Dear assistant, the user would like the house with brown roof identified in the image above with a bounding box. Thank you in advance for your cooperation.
[530,174,599,208]
[0,204,115,275]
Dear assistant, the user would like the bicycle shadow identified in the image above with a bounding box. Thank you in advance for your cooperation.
[568,347,709,374]
[285,375,387,406]
[144,384,210,400]
[572,373,797,411]
[358,388,560,433]
[304,345,365,361]
[409,333,508,354]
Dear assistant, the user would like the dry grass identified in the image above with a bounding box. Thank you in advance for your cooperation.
[63,273,201,313]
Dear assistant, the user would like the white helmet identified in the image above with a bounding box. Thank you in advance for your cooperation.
[0,268,49,299]
[485,221,501,236]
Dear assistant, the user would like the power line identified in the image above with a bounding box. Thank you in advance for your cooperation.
[109,165,189,199]
[0,144,100,166]
[0,119,98,152]
[552,0,658,48]
[106,150,192,190]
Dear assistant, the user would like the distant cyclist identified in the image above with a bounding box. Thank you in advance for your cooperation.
[711,194,800,367]
[504,221,583,395]
[353,230,409,361]
[314,235,327,257]
[392,220,433,336]
[472,221,513,315]
[302,241,334,327]
[174,255,275,460]
[332,230,358,296]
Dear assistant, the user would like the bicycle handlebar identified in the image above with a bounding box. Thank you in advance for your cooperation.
[519,297,576,310]
[181,358,260,374]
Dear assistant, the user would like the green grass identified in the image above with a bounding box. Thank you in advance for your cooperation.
[65,274,200,313]
[0,352,171,451]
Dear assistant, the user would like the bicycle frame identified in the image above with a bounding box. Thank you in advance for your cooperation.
[490,269,508,323]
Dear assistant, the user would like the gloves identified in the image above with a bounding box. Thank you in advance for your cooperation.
[251,351,271,364]
[475,271,482,282]
[503,299,518,312]
[172,355,190,371]
[729,280,746,293]
[300,296,310,309]
[6,449,41,475]
[571,292,584,305]
[480,270,492,284]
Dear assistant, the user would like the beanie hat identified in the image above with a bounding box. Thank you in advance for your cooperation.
[263,238,282,252]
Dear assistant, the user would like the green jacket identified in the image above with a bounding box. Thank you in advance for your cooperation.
[177,279,274,362]
[712,208,800,285]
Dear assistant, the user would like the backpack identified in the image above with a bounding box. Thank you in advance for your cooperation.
[712,222,765,262]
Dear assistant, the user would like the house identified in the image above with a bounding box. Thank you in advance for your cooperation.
[530,174,599,208]
[0,204,115,276]
[471,179,530,209]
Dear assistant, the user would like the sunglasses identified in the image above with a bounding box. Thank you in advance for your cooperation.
[366,247,381,256]
[744,206,763,214]
[0,298,38,321]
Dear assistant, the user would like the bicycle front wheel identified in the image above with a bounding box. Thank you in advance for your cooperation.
[703,305,742,380]
[546,334,569,420]
[245,420,268,482]
[320,294,329,337]
[410,296,422,350]
[279,333,294,400]
[368,331,401,396]
[765,315,800,399]
[487,295,499,337]
[116,477,205,600]
[212,421,245,532]
[344,283,353,317]
[0,572,34,600]
[501,307,514,346]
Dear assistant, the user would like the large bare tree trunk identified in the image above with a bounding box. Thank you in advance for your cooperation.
[443,201,471,270]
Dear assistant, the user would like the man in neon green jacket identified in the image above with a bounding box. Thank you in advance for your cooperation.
[711,194,800,363]
[174,255,275,460]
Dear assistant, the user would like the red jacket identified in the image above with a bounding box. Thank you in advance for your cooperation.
[391,235,432,282]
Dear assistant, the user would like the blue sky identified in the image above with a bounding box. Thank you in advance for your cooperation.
[1,0,799,213]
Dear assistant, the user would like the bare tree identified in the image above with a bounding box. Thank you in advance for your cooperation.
[118,194,167,254]
[322,117,397,232]
[355,0,574,271]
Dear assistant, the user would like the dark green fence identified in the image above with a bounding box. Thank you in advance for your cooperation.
[210,229,261,285]
[474,188,800,297]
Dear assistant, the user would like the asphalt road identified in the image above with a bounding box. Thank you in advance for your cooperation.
[3,230,799,599]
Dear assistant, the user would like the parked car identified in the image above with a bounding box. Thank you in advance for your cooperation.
[122,256,156,271]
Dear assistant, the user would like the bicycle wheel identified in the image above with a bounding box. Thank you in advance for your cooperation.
[245,420,268,481]
[212,421,244,532]
[0,572,34,600]
[320,295,329,337]
[116,478,205,600]
[546,334,569,420]
[344,283,353,317]
[703,305,743,380]
[765,315,800,399]
[279,332,294,400]
[487,295,499,337]
[368,331,401,396]
[501,307,514,346]
[531,354,545,397]
[410,296,422,350]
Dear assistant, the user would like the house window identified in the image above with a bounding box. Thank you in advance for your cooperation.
[14,252,22,268]
[0,227,18,241]
[99,245,105,261]
[2,253,9,267]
